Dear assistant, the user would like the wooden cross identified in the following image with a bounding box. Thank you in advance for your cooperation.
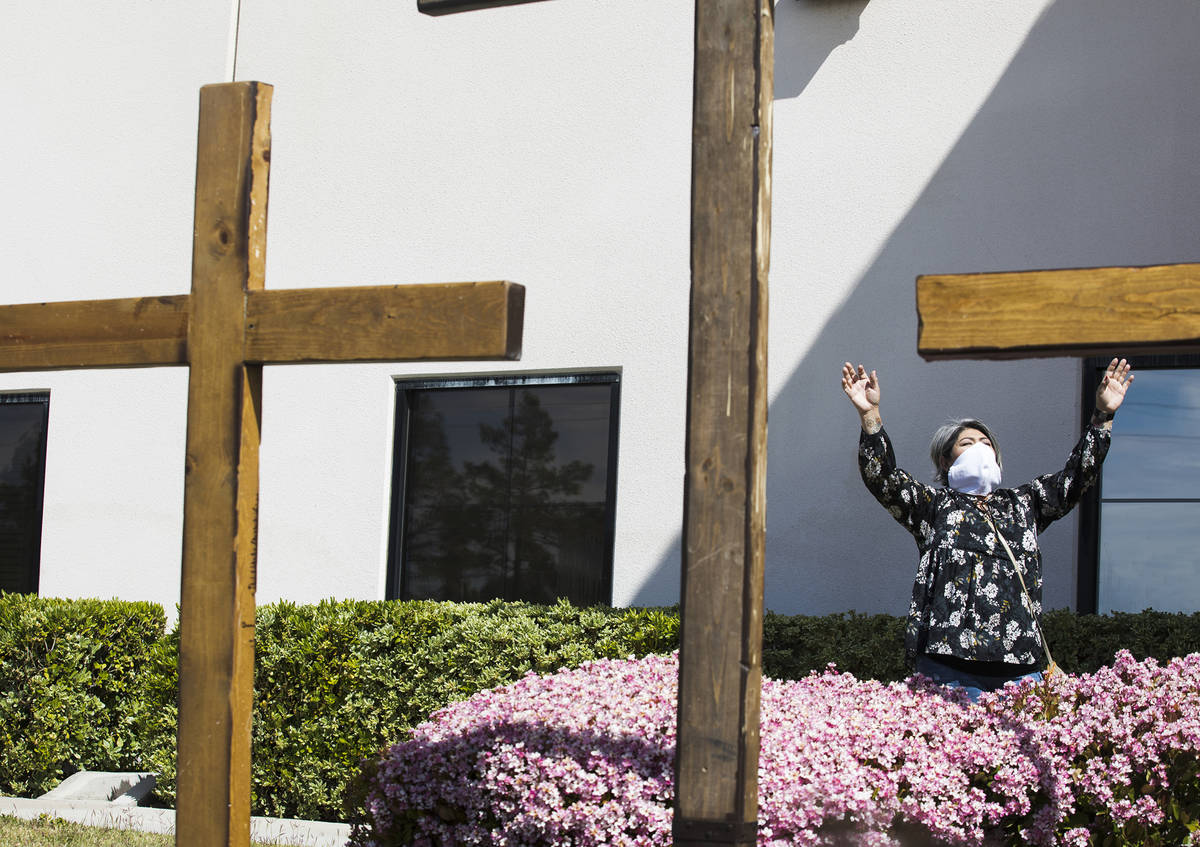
[916,263,1200,359]
[417,2,772,844]
[0,82,523,847]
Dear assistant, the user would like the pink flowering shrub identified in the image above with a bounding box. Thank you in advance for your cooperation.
[990,652,1200,846]
[350,650,1200,847]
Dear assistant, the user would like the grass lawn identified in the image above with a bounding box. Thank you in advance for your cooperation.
[0,815,303,847]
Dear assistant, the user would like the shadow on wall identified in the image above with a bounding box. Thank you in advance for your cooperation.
[774,0,870,100]
[631,0,1200,615]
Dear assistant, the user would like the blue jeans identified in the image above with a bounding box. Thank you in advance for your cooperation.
[915,654,1043,702]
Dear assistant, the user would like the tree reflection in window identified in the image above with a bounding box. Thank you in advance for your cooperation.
[392,377,618,606]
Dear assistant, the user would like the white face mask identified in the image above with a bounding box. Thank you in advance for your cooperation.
[947,441,1001,495]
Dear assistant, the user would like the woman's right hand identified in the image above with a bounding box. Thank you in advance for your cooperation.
[842,362,880,413]
[843,363,883,433]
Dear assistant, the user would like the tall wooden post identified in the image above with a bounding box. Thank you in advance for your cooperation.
[674,1,772,844]
[176,82,271,847]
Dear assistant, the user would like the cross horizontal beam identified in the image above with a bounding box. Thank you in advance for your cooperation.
[0,281,523,372]
[916,262,1200,360]
[0,295,189,371]
[245,281,523,363]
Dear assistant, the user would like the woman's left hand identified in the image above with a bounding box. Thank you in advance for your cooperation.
[1096,357,1134,414]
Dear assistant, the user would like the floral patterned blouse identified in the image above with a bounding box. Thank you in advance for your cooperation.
[858,424,1111,668]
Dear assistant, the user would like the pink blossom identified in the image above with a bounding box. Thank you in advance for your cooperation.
[351,650,1200,846]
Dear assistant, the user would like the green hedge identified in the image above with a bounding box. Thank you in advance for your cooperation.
[141,598,680,820]
[760,609,1200,683]
[245,598,679,820]
[0,594,169,796]
[762,610,908,682]
[1040,608,1200,674]
[4,593,1200,824]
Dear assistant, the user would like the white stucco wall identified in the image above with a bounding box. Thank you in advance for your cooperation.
[0,2,229,613]
[767,0,1200,615]
[2,0,1198,621]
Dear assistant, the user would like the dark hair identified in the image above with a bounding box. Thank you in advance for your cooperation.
[928,418,1002,485]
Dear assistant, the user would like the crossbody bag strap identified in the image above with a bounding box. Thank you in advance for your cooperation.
[978,506,1056,671]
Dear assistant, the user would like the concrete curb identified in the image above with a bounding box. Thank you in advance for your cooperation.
[39,771,158,806]
[1,783,351,847]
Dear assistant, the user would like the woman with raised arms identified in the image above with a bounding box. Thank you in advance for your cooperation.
[841,358,1134,700]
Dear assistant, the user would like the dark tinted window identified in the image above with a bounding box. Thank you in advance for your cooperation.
[389,374,619,606]
[0,393,49,595]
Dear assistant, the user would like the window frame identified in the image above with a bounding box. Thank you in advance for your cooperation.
[0,390,50,596]
[1077,354,1200,613]
[385,371,621,604]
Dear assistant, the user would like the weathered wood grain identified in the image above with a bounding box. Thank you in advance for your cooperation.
[917,263,1200,359]
[674,1,772,844]
[244,281,524,363]
[0,280,526,371]
[176,81,270,847]
[0,295,188,371]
